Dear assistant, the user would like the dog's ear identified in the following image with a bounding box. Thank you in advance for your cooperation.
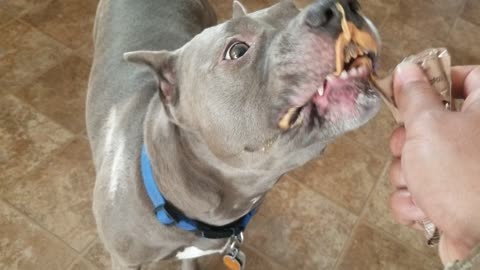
[232,0,248,18]
[124,50,178,104]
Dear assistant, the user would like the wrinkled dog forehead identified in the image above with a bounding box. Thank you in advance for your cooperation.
[181,1,300,60]
[176,2,302,93]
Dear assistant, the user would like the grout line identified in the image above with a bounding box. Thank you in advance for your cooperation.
[7,92,84,137]
[9,60,88,136]
[0,130,79,192]
[1,19,74,95]
[66,256,101,270]
[16,18,74,53]
[332,159,391,270]
[361,222,443,269]
[286,135,391,219]
[244,244,289,270]
[0,198,82,260]
[18,16,89,53]
[362,219,441,262]
[80,238,98,257]
[356,156,392,216]
[286,174,358,217]
[65,256,83,270]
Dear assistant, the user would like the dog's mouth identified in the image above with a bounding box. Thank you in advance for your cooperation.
[278,6,379,131]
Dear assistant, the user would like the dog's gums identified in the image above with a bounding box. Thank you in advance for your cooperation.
[278,3,378,131]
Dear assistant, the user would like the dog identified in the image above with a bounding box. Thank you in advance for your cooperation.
[86,0,381,269]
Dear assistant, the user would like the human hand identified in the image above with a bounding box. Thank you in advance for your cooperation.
[388,63,480,265]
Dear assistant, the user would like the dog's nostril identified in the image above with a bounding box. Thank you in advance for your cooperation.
[306,6,336,29]
[324,8,334,24]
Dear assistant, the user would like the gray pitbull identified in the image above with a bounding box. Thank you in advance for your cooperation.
[86,0,381,269]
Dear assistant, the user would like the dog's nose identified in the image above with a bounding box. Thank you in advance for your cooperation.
[305,0,362,34]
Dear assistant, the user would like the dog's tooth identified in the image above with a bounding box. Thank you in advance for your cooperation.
[358,65,368,76]
[318,86,325,96]
[348,68,359,77]
[340,70,349,79]
[326,74,336,82]
[352,49,358,60]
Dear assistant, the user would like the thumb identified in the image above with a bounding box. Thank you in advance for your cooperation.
[394,62,444,127]
[439,235,474,265]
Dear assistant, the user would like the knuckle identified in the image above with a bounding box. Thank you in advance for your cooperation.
[402,80,432,93]
[411,110,443,131]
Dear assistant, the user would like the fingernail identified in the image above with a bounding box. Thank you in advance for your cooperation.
[395,62,429,84]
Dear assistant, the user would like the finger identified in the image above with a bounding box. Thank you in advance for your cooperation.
[439,236,474,265]
[412,222,424,231]
[451,66,480,98]
[389,158,406,189]
[393,62,444,128]
[462,88,480,113]
[390,126,406,157]
[389,189,427,226]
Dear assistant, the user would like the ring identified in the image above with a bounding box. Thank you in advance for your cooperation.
[421,219,440,246]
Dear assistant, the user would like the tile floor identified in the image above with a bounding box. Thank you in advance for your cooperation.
[1,0,479,269]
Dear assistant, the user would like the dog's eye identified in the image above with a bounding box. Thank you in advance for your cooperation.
[225,42,250,60]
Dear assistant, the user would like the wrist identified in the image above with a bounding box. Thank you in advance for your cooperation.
[444,244,480,270]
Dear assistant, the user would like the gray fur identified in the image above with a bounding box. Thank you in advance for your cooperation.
[86,0,380,269]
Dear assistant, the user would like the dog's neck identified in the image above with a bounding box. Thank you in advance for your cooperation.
[143,97,276,226]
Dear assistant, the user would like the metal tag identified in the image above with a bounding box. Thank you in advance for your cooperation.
[223,249,246,270]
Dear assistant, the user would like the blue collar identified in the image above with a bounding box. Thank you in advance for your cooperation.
[141,145,256,239]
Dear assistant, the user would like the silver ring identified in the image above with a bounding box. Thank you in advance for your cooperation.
[422,219,440,246]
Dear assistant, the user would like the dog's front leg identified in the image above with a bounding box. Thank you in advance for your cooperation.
[181,259,198,270]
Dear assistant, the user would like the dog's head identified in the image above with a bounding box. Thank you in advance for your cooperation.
[125,0,381,180]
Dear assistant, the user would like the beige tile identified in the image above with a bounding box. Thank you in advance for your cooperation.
[240,0,278,11]
[337,223,442,270]
[293,0,314,9]
[206,246,286,270]
[15,56,90,133]
[251,177,357,270]
[3,138,95,251]
[84,239,211,270]
[84,234,284,269]
[376,46,403,78]
[207,0,231,22]
[76,41,93,66]
[347,105,396,159]
[0,8,13,26]
[0,95,74,188]
[0,200,77,270]
[448,18,480,66]
[379,17,445,59]
[389,0,466,42]
[0,0,37,17]
[462,0,480,26]
[143,260,182,270]
[208,0,278,22]
[21,0,98,50]
[70,259,97,270]
[364,172,441,259]
[290,137,384,214]
[0,20,71,95]
[360,0,399,27]
[85,240,111,270]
